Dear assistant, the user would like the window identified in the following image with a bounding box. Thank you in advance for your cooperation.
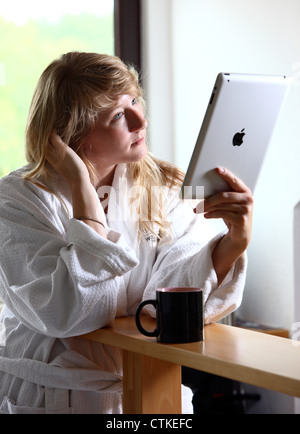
[114,0,141,73]
[0,0,114,177]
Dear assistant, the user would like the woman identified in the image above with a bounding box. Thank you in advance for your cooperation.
[0,52,253,414]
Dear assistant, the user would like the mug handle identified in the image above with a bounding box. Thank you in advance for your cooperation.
[135,300,159,337]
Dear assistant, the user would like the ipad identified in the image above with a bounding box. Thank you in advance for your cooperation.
[181,72,291,199]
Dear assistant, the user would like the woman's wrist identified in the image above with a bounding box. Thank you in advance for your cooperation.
[71,183,107,237]
[212,233,245,285]
[75,216,105,229]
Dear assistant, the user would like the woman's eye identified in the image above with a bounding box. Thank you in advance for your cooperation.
[113,112,123,121]
[112,99,138,121]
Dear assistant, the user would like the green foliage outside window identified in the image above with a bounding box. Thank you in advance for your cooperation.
[0,13,114,178]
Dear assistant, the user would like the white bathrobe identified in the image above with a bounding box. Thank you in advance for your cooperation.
[0,164,247,414]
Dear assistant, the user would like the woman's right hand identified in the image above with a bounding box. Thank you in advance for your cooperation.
[47,132,90,190]
[47,132,107,237]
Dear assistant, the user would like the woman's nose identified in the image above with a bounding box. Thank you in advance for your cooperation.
[129,111,148,132]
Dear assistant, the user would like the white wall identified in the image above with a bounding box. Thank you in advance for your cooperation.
[295,202,300,326]
[142,0,300,332]
[141,0,175,163]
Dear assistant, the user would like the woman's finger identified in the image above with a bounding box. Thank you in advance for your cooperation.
[215,167,251,193]
[204,191,253,212]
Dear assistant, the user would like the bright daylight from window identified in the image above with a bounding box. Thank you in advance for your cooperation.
[0,0,114,177]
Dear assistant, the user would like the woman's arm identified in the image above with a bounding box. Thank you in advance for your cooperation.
[202,167,253,285]
[0,178,138,337]
[140,186,248,323]
[47,133,107,237]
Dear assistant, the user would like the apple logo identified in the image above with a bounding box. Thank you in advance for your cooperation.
[232,128,245,146]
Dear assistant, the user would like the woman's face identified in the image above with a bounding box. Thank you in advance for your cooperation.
[82,94,148,173]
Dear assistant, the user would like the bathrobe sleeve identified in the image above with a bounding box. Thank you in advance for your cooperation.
[0,175,138,338]
[142,194,247,324]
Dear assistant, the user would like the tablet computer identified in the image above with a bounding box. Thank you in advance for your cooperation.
[181,72,291,199]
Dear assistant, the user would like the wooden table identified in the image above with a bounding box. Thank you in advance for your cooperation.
[83,315,300,414]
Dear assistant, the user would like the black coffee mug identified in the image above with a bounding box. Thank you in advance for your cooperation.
[135,287,204,343]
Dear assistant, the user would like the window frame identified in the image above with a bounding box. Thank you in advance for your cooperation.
[114,0,141,72]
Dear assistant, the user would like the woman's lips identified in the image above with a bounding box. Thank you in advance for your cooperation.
[131,136,145,146]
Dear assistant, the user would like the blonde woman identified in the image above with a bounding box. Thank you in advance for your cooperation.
[0,52,253,414]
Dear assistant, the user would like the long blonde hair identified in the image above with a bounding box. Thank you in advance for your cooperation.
[24,52,184,238]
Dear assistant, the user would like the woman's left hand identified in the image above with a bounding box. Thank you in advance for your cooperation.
[203,167,253,250]
[197,167,254,284]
